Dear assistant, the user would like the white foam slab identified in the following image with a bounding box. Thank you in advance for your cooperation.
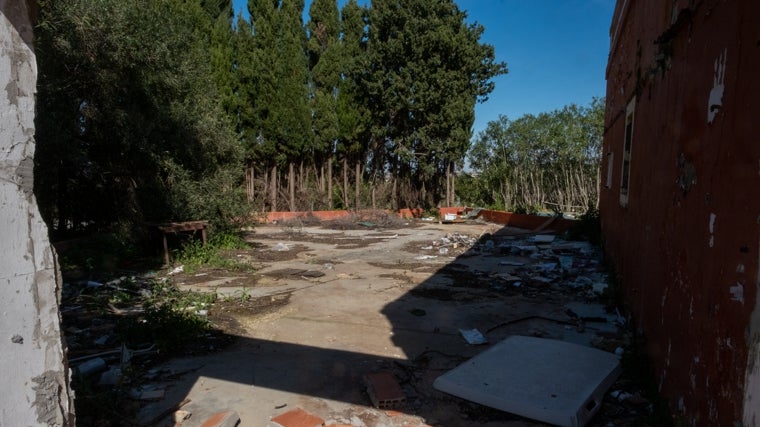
[433,335,621,427]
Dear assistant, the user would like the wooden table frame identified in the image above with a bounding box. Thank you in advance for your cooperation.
[155,221,209,265]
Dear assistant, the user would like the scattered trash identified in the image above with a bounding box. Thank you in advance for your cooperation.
[438,247,449,255]
[415,255,438,260]
[532,234,556,243]
[298,270,326,278]
[131,386,166,401]
[173,410,192,424]
[273,242,290,252]
[459,328,488,345]
[610,390,633,402]
[98,367,123,386]
[168,265,184,275]
[496,273,521,282]
[76,357,107,377]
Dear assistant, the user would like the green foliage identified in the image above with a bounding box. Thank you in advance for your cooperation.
[35,0,245,239]
[57,233,140,275]
[118,279,217,353]
[567,203,602,244]
[463,98,605,214]
[35,0,512,222]
[172,231,250,273]
[363,0,507,209]
[121,301,214,355]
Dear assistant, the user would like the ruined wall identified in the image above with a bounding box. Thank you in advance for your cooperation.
[0,1,74,425]
[600,1,760,425]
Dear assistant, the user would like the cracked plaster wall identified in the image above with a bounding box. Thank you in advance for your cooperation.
[0,1,74,425]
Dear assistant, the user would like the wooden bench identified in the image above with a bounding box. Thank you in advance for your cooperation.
[155,221,209,265]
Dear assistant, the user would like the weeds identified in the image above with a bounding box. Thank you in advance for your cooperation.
[172,231,251,273]
[118,280,218,355]
[567,203,601,244]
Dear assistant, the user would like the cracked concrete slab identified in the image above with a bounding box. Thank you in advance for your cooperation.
[135,222,626,427]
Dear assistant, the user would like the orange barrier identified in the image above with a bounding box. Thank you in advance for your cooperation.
[257,207,576,233]
[440,207,577,232]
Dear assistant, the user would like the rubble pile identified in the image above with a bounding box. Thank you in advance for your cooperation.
[60,273,226,425]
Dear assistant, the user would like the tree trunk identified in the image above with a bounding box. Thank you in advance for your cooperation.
[391,177,398,211]
[245,164,255,202]
[270,165,278,211]
[355,160,361,211]
[1,5,76,424]
[289,162,295,212]
[343,157,349,209]
[450,162,455,205]
[327,156,333,210]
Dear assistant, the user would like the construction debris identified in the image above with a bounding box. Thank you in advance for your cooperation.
[364,372,406,409]
[433,336,622,427]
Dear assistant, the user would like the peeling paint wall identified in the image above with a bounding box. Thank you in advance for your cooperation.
[600,1,760,425]
[0,1,74,425]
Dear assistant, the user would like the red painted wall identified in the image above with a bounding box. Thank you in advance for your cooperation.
[600,1,760,424]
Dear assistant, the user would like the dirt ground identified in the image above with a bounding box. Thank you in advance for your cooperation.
[67,220,655,427]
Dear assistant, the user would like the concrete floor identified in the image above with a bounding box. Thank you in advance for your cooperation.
[138,221,624,427]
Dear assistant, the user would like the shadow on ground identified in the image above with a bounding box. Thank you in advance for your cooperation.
[61,221,656,427]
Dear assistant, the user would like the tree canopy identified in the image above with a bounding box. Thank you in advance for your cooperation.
[462,98,605,214]
[34,0,509,240]
[35,0,246,238]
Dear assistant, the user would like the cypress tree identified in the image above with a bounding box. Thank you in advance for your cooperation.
[365,0,506,208]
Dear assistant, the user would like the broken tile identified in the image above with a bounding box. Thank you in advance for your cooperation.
[98,367,122,386]
[269,408,324,427]
[201,410,240,427]
[459,328,488,345]
[138,388,165,401]
[532,235,556,243]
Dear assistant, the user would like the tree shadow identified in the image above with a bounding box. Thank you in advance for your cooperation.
[66,221,619,426]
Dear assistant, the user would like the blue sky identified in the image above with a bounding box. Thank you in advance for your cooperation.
[232,0,614,136]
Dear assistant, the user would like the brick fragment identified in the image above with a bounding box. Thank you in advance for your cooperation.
[269,407,325,427]
[364,371,406,409]
[200,410,240,427]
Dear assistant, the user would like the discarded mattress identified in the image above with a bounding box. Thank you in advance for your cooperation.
[433,335,621,427]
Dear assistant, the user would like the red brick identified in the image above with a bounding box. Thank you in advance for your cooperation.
[269,408,324,427]
[200,410,240,427]
[364,371,406,409]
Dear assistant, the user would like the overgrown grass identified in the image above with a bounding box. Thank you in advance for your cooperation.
[119,280,218,355]
[567,204,601,244]
[172,231,251,273]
